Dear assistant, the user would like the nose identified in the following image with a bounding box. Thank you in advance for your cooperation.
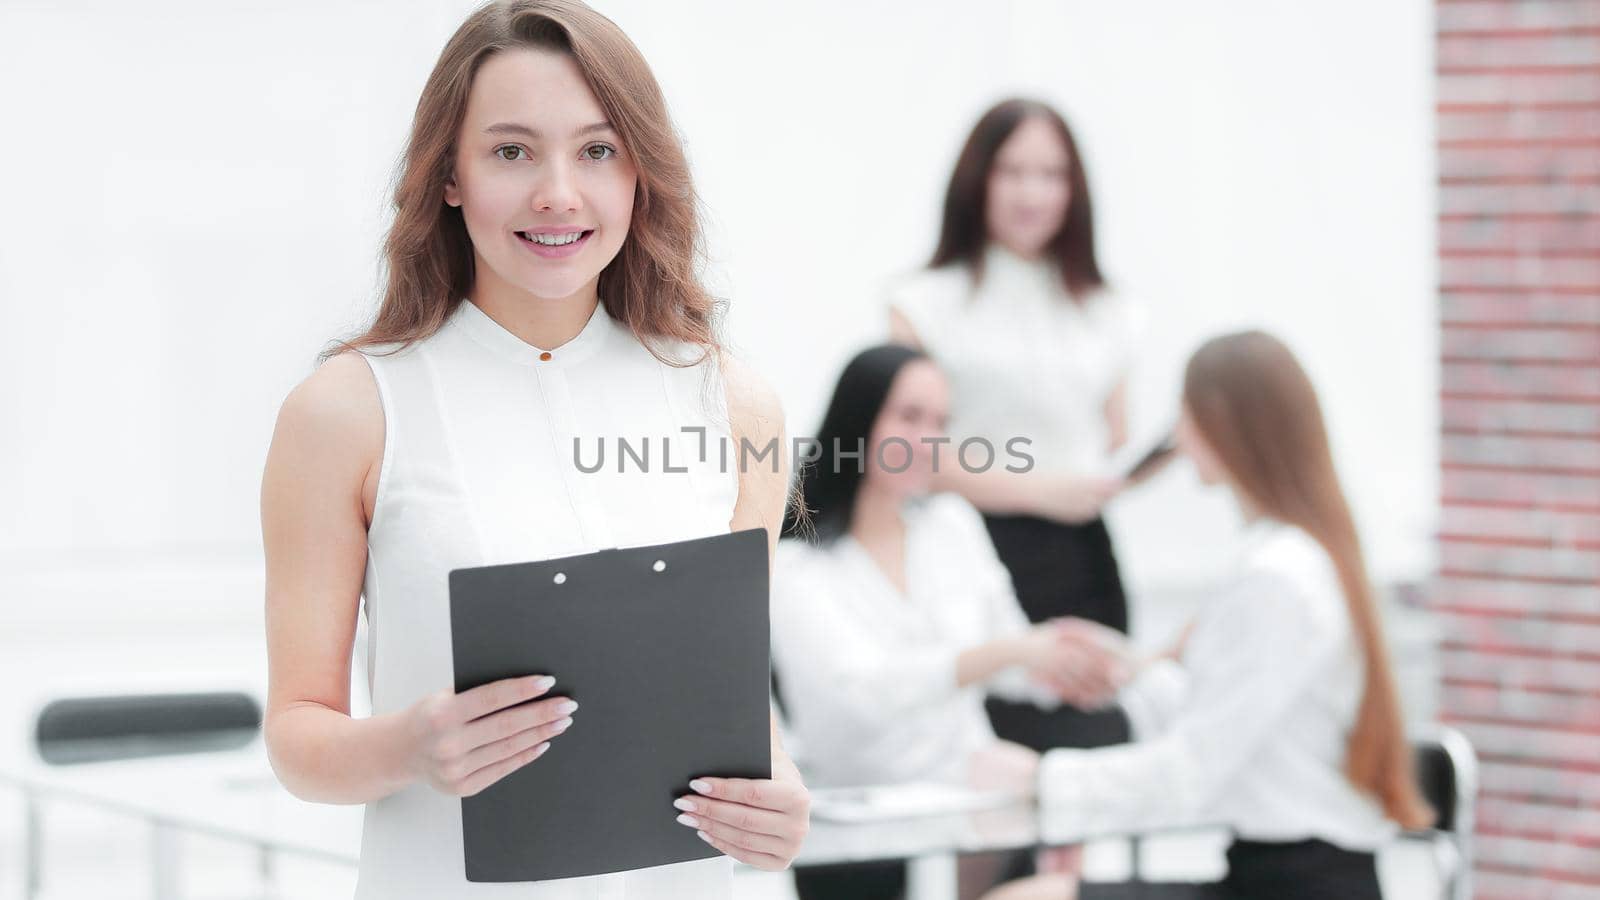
[531,158,582,213]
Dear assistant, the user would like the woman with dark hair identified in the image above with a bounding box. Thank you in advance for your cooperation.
[259,1,808,895]
[773,344,1126,900]
[888,98,1151,755]
[989,332,1433,900]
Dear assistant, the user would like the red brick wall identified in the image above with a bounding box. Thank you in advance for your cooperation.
[1432,2,1600,898]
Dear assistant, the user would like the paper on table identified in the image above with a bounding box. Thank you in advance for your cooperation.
[810,782,1029,823]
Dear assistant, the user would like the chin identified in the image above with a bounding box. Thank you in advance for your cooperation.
[1000,233,1053,257]
[901,470,936,497]
[517,274,598,302]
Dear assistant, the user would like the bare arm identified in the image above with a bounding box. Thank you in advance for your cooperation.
[1104,378,1130,454]
[262,353,571,804]
[957,634,1043,687]
[722,351,800,757]
[678,351,809,870]
[261,352,414,804]
[930,466,1047,517]
[721,353,795,751]
[887,305,923,349]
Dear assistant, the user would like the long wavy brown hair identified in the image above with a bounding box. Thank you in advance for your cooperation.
[325,0,719,364]
[1184,331,1434,831]
[929,98,1105,301]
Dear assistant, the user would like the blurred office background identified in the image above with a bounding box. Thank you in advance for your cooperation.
[0,0,1593,897]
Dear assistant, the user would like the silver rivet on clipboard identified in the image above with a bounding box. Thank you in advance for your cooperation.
[652,560,666,573]
[553,572,567,585]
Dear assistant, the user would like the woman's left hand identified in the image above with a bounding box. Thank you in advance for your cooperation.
[967,739,1041,796]
[674,748,810,870]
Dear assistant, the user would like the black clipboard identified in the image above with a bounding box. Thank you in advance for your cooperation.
[448,527,772,882]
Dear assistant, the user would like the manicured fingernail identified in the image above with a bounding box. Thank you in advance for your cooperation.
[676,813,698,828]
[690,779,713,795]
[532,676,556,691]
[555,700,578,715]
[673,797,695,812]
[531,741,550,758]
[551,717,573,733]
[696,830,711,843]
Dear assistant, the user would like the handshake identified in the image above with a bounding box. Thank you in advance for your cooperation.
[1016,618,1139,710]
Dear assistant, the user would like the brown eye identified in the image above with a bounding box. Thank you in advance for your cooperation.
[583,144,616,161]
[496,146,526,161]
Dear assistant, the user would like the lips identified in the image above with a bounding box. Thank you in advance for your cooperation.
[515,229,594,259]
[516,229,592,246]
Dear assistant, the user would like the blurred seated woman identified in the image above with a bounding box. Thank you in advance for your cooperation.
[773,344,1127,900]
[989,331,1434,900]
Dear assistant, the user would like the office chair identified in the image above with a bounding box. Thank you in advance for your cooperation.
[27,691,268,900]
[1406,725,1478,900]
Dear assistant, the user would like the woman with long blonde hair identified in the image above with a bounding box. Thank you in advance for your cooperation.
[259,2,808,895]
[1003,331,1432,900]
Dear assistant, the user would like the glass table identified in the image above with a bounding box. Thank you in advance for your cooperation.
[1,734,1210,900]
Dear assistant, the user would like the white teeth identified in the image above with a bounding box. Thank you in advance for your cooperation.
[522,231,585,246]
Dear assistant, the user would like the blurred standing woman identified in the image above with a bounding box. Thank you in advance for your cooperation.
[889,98,1147,752]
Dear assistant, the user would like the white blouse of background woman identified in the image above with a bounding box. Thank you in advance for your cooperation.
[771,492,1056,789]
[887,243,1146,476]
[1041,517,1397,851]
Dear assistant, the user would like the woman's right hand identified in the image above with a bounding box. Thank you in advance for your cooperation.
[400,674,577,797]
[1018,620,1131,709]
[1031,474,1124,524]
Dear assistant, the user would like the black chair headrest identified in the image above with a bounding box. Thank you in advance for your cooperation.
[35,692,262,765]
[1413,740,1458,833]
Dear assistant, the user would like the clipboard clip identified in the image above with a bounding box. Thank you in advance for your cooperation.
[549,549,669,585]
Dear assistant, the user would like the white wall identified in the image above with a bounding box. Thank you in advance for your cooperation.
[0,0,1435,627]
[999,1,1440,588]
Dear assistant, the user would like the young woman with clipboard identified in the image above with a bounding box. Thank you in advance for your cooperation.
[258,2,808,896]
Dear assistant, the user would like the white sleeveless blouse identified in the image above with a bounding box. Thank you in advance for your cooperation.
[352,298,742,899]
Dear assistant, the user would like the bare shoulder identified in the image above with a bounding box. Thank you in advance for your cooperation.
[718,349,789,548]
[264,350,384,510]
[720,349,785,446]
[279,352,382,449]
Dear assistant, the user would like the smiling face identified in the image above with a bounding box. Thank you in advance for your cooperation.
[985,115,1073,259]
[443,47,638,304]
[864,360,951,499]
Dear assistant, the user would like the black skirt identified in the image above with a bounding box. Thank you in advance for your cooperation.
[981,513,1131,751]
[792,859,906,900]
[1214,839,1383,900]
[792,848,1035,900]
[1080,838,1384,900]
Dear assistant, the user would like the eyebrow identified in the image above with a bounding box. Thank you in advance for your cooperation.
[482,121,616,140]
